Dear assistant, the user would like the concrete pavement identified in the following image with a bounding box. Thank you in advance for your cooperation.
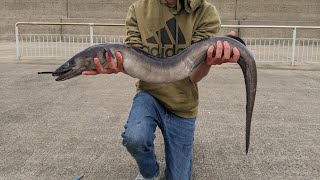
[0,43,320,180]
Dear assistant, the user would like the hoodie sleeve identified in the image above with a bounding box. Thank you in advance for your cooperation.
[125,5,143,48]
[192,4,221,43]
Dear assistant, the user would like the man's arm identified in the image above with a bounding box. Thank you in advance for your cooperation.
[124,4,143,48]
[188,5,240,83]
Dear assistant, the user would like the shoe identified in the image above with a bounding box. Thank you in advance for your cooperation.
[135,172,160,180]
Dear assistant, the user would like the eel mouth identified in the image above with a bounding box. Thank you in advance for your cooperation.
[52,68,84,81]
[52,59,85,81]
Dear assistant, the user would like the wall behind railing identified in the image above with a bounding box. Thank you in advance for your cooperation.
[1,0,320,41]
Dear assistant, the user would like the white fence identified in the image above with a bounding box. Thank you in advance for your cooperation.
[15,22,320,66]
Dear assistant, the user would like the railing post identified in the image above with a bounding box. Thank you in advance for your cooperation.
[15,23,21,60]
[291,27,297,66]
[90,24,94,46]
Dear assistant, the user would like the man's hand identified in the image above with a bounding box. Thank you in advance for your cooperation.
[206,31,240,66]
[82,51,124,75]
[189,31,240,83]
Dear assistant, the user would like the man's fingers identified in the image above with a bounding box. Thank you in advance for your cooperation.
[211,40,240,65]
[206,45,214,65]
[229,31,236,36]
[106,52,117,72]
[83,51,124,75]
[82,70,98,75]
[214,41,223,59]
[230,47,240,63]
[115,52,124,72]
[94,58,107,73]
[222,41,231,62]
[213,41,223,65]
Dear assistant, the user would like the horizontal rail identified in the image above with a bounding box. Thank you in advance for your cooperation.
[15,22,320,29]
[222,25,320,29]
[15,22,125,27]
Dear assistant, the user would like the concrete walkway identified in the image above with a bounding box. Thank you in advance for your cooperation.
[0,42,319,180]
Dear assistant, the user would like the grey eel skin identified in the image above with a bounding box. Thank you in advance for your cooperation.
[52,35,257,154]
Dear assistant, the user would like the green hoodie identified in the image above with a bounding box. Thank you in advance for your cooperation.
[125,0,221,118]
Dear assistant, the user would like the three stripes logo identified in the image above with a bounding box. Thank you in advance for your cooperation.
[142,17,188,57]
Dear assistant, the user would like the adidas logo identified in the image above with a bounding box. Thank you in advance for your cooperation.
[142,17,187,57]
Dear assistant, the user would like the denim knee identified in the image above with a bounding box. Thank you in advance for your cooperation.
[122,129,155,155]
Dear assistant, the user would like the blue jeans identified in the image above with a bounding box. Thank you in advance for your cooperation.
[121,91,196,180]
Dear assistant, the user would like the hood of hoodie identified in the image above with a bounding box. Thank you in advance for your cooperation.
[160,0,205,14]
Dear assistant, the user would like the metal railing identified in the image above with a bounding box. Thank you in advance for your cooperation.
[15,22,127,60]
[15,22,320,66]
